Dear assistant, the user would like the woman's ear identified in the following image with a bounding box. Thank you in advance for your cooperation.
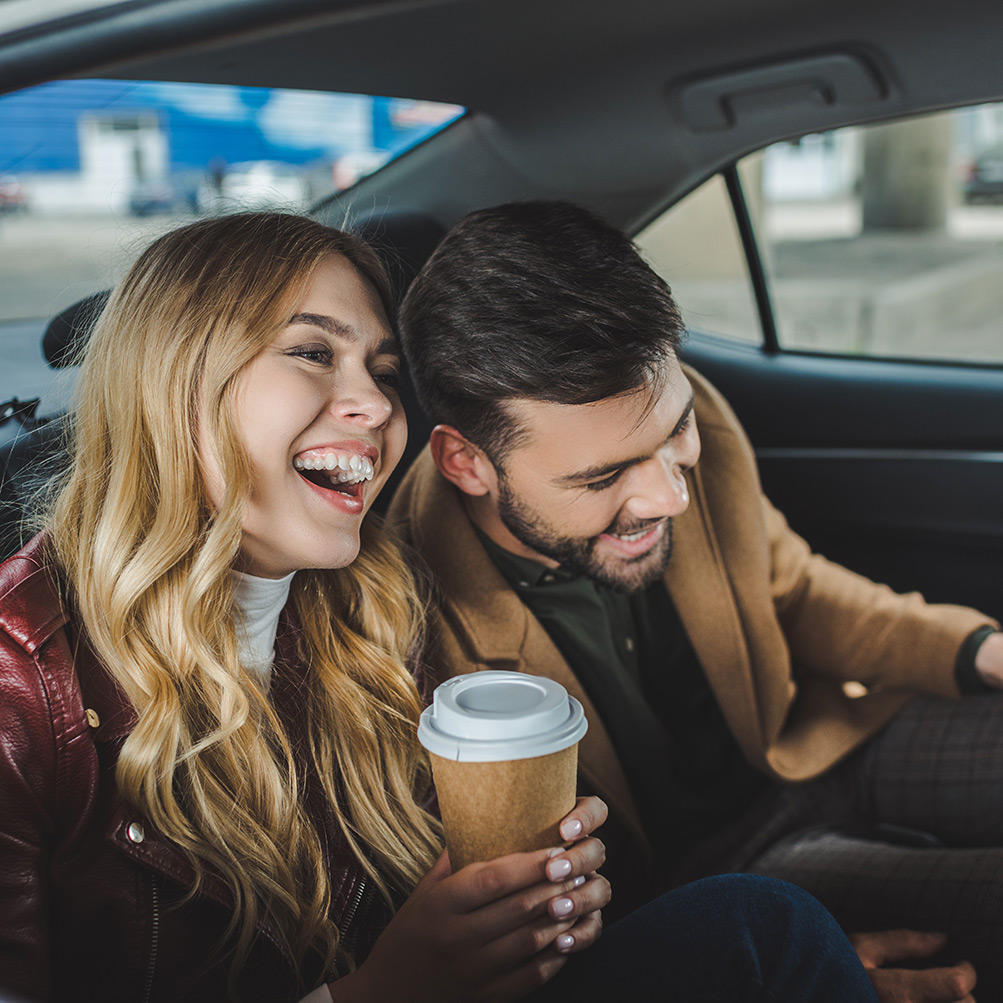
[429,425,498,497]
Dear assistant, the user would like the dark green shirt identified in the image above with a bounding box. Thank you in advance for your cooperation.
[478,530,768,863]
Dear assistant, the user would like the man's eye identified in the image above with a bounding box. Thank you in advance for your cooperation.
[584,471,622,492]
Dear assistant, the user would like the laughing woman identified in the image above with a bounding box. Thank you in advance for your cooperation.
[0,213,608,1002]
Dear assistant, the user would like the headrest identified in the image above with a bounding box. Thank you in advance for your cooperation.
[349,209,447,306]
[42,291,109,368]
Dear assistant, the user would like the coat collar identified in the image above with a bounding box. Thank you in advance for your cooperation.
[0,532,69,653]
[0,533,138,740]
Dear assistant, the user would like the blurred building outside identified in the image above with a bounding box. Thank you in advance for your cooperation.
[0,78,462,408]
[0,80,461,218]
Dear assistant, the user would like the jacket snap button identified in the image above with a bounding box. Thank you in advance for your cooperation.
[85,708,100,728]
[127,822,145,843]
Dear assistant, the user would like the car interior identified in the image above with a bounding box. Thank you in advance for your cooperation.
[0,0,1001,623]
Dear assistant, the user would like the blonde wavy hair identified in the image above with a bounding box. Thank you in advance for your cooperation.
[48,212,442,982]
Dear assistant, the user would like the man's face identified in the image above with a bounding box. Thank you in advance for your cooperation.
[488,358,700,592]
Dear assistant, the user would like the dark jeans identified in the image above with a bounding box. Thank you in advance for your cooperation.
[533,874,878,1002]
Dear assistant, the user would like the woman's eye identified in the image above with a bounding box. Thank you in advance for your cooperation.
[584,471,622,492]
[373,369,402,391]
[288,346,332,365]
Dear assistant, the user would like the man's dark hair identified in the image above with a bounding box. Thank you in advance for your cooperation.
[399,200,684,463]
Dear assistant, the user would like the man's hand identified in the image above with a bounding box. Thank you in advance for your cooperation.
[850,929,977,1003]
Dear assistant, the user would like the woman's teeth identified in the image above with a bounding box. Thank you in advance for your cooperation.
[294,452,374,484]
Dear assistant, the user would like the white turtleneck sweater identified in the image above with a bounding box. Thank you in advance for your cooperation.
[231,568,294,686]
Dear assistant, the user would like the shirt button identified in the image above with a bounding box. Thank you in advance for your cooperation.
[127,822,145,844]
[542,573,555,583]
[85,708,100,728]
[625,637,635,652]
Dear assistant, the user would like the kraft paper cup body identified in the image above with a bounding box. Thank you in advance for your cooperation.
[418,671,588,870]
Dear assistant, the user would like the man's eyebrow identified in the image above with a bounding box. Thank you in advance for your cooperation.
[556,393,696,485]
[288,312,399,356]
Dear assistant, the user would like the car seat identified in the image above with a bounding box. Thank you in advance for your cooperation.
[0,293,108,559]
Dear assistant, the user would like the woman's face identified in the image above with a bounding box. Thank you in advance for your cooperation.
[201,254,406,578]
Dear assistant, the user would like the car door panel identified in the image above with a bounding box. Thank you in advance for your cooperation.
[682,331,1003,620]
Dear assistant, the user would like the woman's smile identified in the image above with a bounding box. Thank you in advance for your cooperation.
[292,440,383,514]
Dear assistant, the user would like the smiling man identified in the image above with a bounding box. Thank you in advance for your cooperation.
[467,371,697,591]
[387,200,1003,1003]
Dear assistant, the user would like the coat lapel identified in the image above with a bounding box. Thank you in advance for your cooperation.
[662,463,763,766]
[663,367,766,768]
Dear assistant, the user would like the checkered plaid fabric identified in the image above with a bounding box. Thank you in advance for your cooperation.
[669,694,1003,997]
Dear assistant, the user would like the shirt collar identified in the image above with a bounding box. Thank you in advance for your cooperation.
[473,525,582,591]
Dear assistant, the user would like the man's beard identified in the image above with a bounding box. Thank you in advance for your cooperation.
[496,474,673,593]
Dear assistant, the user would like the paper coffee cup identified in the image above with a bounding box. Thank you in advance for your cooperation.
[417,670,588,870]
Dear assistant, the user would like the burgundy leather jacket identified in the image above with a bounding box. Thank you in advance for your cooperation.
[0,535,383,1002]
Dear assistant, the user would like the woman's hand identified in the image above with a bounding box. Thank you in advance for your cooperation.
[331,796,610,1003]
[546,796,608,957]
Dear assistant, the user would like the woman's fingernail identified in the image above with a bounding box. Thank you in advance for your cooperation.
[547,857,573,880]
[550,897,575,918]
[560,818,583,840]
[556,934,575,952]
[572,875,586,888]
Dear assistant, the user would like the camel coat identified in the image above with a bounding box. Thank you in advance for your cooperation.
[386,367,994,894]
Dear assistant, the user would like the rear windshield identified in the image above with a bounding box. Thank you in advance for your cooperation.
[0,78,462,406]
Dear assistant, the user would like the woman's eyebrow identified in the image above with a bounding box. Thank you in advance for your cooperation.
[288,312,399,356]
[288,312,356,340]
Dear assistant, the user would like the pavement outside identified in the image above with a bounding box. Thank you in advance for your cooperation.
[675,199,1003,365]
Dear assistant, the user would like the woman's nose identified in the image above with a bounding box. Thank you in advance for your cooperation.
[329,373,394,427]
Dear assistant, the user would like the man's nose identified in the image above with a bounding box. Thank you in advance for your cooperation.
[625,446,697,520]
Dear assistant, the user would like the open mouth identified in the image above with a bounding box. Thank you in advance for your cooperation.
[599,520,665,556]
[608,527,655,543]
[293,450,375,497]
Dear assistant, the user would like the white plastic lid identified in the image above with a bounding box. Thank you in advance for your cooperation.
[417,671,588,762]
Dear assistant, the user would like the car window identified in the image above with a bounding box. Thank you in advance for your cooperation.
[0,78,462,411]
[635,173,761,344]
[748,103,1003,365]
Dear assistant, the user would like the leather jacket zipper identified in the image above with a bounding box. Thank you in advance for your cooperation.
[142,875,160,1003]
[339,877,366,958]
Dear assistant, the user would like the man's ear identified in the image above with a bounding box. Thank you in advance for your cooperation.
[430,425,498,497]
